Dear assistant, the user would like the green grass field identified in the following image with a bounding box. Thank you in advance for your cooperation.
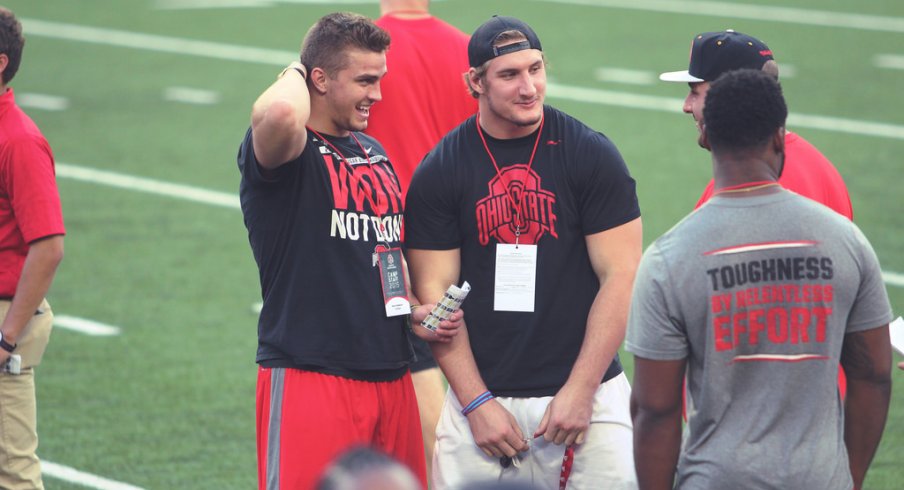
[1,0,902,488]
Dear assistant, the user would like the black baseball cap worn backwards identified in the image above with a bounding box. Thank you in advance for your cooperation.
[468,15,542,68]
[660,30,774,83]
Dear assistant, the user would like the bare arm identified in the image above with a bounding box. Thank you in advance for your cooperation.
[401,253,462,343]
[250,62,311,169]
[841,325,892,489]
[630,356,685,490]
[0,235,64,363]
[534,217,642,445]
[407,248,528,458]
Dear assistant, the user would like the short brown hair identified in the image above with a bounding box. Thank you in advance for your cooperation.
[0,8,24,84]
[300,12,390,77]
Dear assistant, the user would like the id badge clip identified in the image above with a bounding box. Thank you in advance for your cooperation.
[375,246,411,317]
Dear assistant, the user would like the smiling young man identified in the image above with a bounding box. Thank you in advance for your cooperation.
[405,15,641,489]
[237,12,462,490]
[660,30,852,219]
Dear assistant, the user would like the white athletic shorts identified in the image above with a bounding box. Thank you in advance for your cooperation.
[432,372,638,490]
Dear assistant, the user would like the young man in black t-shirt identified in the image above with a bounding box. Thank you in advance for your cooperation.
[237,12,461,490]
[405,15,641,490]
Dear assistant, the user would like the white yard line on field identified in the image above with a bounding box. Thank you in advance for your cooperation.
[56,163,240,210]
[594,68,656,86]
[22,19,904,141]
[42,461,145,490]
[21,18,296,65]
[155,0,277,9]
[545,83,904,141]
[155,0,392,8]
[884,271,904,289]
[53,162,904,289]
[53,315,122,336]
[875,54,904,71]
[164,86,221,105]
[537,0,904,33]
[17,93,69,111]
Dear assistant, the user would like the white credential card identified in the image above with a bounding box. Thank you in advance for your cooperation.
[889,316,904,356]
[494,243,537,312]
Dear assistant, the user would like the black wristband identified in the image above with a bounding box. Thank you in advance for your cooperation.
[0,336,15,353]
[279,64,306,80]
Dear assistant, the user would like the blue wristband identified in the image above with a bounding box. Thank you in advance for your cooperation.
[461,391,494,416]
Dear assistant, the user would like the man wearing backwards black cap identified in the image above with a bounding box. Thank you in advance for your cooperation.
[406,14,641,490]
[660,30,852,220]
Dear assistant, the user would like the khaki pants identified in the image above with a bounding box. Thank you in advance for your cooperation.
[0,299,53,490]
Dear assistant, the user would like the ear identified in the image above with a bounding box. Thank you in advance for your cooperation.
[773,126,786,153]
[467,67,485,96]
[308,67,329,95]
[0,53,8,82]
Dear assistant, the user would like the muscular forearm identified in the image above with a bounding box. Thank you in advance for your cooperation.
[409,248,484,402]
[841,326,892,489]
[844,376,891,488]
[430,326,490,405]
[0,235,63,344]
[633,407,681,490]
[631,356,686,489]
[566,271,633,390]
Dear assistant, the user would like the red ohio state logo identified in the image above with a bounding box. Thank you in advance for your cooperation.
[475,164,558,246]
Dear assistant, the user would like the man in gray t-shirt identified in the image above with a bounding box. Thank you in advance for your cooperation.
[627,70,893,490]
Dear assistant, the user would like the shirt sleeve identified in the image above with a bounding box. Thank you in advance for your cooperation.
[236,127,297,186]
[845,224,894,333]
[625,242,689,360]
[3,135,65,243]
[572,131,641,235]
[404,148,461,250]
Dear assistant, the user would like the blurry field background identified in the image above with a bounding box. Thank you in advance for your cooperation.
[1,0,902,488]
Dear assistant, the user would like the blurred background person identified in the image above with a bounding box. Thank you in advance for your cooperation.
[0,7,66,490]
[317,446,422,490]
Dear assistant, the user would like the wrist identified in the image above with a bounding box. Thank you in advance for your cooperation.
[461,390,494,416]
[278,61,307,81]
[0,331,16,353]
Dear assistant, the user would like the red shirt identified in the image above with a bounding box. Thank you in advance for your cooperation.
[367,14,478,196]
[0,88,66,295]
[696,131,853,219]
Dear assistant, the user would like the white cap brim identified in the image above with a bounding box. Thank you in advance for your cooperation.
[659,70,704,83]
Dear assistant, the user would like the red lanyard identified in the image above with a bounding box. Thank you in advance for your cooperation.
[714,180,780,195]
[559,445,575,490]
[307,127,388,233]
[475,113,545,241]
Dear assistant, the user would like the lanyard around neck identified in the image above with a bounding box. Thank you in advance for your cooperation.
[475,113,545,240]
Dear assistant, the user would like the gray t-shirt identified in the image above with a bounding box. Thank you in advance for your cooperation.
[626,189,892,490]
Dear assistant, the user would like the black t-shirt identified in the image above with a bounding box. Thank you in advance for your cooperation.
[405,106,640,396]
[238,128,413,381]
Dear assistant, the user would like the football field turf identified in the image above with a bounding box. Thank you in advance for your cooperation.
[2,0,903,488]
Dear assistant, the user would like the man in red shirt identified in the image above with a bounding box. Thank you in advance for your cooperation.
[0,7,66,489]
[368,0,477,196]
[367,0,477,480]
[660,30,853,220]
